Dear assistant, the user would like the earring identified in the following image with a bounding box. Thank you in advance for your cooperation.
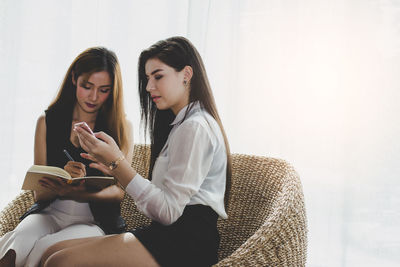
[183,80,187,85]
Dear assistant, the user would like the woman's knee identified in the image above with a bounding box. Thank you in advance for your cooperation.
[42,250,72,267]
[40,241,68,267]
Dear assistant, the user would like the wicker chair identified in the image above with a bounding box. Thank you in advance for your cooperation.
[0,144,307,266]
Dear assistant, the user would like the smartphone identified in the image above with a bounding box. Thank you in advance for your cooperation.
[74,122,94,136]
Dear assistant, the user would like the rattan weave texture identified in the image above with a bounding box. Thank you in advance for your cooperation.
[0,144,307,266]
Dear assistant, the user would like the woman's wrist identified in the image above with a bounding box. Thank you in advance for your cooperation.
[110,158,137,188]
[108,154,125,171]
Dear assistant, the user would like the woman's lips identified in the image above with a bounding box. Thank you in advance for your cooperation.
[152,96,161,102]
[85,103,97,108]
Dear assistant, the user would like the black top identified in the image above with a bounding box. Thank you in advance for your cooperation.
[20,104,125,234]
[45,104,106,176]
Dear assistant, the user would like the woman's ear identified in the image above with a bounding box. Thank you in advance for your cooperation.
[183,66,193,84]
[71,71,76,86]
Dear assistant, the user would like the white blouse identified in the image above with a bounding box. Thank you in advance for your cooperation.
[125,102,228,225]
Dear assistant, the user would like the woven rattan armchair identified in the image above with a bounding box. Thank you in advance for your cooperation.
[0,144,307,266]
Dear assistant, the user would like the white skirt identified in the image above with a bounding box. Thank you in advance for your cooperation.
[0,205,105,267]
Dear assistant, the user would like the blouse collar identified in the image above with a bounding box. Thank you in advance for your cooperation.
[170,101,202,126]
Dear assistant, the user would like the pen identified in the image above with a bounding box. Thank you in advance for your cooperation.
[63,149,75,162]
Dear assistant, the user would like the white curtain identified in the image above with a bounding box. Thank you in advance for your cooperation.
[1,1,399,266]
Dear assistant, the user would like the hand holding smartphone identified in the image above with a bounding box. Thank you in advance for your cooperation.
[74,122,94,136]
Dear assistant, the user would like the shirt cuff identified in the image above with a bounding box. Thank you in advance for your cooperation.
[125,173,150,201]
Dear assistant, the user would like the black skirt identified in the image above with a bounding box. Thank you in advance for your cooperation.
[130,204,220,267]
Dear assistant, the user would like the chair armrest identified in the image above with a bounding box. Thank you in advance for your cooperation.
[0,191,34,236]
[214,206,307,266]
[214,164,308,267]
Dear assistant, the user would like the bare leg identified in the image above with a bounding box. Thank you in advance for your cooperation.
[42,233,160,267]
[40,236,102,267]
[0,249,16,267]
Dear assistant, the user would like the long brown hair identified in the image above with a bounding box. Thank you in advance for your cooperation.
[138,36,232,208]
[48,47,129,153]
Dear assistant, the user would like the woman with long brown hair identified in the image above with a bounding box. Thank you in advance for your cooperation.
[41,36,230,267]
[0,47,133,267]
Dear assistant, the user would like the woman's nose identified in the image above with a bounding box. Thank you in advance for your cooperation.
[89,89,98,101]
[146,80,155,92]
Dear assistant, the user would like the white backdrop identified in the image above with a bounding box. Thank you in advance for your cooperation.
[1,1,399,266]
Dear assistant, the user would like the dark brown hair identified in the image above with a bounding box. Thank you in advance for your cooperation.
[138,36,231,208]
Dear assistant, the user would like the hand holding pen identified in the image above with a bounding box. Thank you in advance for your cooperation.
[63,149,86,178]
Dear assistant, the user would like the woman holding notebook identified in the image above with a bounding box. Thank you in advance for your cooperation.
[0,47,133,267]
[41,37,231,267]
